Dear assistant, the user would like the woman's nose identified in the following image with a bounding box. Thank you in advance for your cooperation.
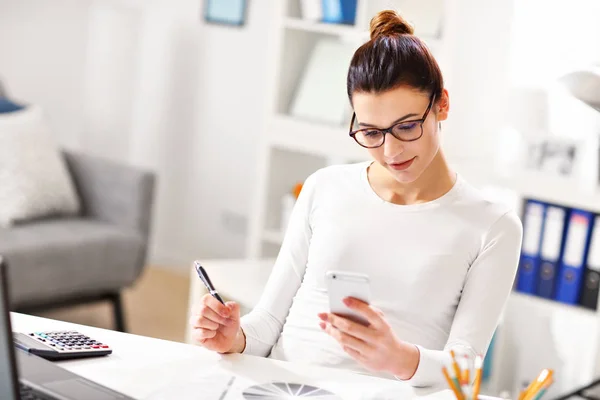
[383,133,405,158]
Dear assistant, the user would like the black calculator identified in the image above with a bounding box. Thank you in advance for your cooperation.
[13,330,112,361]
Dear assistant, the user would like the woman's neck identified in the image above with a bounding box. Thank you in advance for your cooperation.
[368,150,456,206]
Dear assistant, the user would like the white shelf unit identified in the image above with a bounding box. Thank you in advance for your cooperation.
[459,162,600,398]
[246,0,600,398]
[247,0,449,260]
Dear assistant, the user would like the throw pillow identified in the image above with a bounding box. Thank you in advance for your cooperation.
[0,106,80,227]
[0,97,25,114]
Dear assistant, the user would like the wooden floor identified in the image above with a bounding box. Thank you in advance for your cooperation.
[33,267,191,343]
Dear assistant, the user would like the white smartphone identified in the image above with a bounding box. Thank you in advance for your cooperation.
[325,270,371,326]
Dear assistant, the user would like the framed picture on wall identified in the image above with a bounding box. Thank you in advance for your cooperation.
[204,0,248,26]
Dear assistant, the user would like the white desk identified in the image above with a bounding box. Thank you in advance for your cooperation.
[11,313,458,400]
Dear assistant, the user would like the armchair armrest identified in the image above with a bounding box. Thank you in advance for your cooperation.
[62,151,156,237]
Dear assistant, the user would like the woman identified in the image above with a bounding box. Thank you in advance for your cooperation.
[190,10,523,387]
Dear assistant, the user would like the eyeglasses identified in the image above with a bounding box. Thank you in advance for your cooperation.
[349,94,436,148]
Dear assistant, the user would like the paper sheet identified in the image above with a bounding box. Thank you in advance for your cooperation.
[144,370,250,400]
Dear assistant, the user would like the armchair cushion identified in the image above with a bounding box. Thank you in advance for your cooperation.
[0,106,80,227]
[0,218,145,306]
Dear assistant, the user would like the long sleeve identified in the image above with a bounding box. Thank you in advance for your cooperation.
[403,211,523,387]
[240,172,319,356]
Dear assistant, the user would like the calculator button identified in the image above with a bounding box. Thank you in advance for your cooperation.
[57,347,64,350]
[101,346,109,348]
[92,346,100,349]
[83,346,91,349]
[49,344,55,347]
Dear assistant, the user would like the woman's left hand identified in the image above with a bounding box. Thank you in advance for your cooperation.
[317,297,420,380]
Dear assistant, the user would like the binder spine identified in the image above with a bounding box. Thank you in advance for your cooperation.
[516,200,546,294]
[580,216,600,310]
[555,210,594,304]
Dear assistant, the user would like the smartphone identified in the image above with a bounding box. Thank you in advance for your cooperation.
[325,270,371,326]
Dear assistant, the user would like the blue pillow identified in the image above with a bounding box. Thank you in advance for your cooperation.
[0,97,25,113]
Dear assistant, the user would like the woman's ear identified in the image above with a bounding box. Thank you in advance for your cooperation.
[436,88,450,122]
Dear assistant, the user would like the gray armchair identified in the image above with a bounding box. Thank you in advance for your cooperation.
[0,150,156,332]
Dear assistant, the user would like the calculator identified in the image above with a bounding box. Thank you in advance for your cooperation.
[13,330,112,361]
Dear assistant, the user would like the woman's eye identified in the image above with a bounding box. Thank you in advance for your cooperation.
[364,130,382,137]
[397,122,418,131]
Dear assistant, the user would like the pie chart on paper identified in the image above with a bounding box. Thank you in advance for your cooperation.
[242,382,341,399]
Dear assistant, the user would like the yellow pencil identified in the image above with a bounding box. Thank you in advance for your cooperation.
[523,370,553,400]
[520,369,544,400]
[532,377,554,400]
[472,355,483,400]
[443,365,465,400]
[460,355,470,384]
[450,350,463,385]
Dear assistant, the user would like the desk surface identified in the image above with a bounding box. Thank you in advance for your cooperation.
[11,313,458,400]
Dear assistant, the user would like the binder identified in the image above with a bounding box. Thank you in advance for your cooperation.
[554,209,594,304]
[535,206,568,298]
[321,0,357,25]
[580,215,600,310]
[516,200,546,294]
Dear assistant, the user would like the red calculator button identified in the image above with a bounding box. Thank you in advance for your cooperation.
[92,346,100,348]
[101,346,109,348]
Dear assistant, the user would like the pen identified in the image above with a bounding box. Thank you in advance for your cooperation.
[194,261,225,305]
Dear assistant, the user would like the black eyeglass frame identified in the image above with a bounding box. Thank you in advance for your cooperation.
[349,93,437,148]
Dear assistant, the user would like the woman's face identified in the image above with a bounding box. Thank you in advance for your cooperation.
[351,86,449,184]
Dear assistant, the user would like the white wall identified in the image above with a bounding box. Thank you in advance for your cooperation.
[0,0,91,149]
[0,0,273,269]
[127,0,273,267]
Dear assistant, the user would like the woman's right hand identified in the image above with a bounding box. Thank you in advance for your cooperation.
[189,294,244,353]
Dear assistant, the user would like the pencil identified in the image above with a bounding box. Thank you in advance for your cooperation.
[459,355,470,384]
[458,355,470,399]
[443,365,464,400]
[520,369,544,400]
[523,369,553,400]
[532,378,554,400]
[450,350,463,385]
[472,355,483,400]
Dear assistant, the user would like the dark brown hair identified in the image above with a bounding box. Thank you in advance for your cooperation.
[347,10,444,104]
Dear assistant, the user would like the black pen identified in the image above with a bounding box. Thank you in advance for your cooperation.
[193,261,225,305]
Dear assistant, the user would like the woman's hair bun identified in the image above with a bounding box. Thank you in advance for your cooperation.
[369,10,414,40]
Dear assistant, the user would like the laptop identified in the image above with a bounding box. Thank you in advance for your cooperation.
[0,256,135,400]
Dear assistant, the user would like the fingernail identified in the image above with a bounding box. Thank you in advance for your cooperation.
[319,322,326,330]
[343,298,352,306]
[317,313,328,321]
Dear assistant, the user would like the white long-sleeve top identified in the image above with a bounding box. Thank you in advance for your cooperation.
[240,162,523,387]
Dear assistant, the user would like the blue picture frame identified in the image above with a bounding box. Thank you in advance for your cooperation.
[204,0,248,26]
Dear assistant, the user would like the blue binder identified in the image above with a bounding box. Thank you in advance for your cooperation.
[536,206,568,298]
[321,0,357,25]
[516,200,546,294]
[554,209,594,304]
[580,216,600,309]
